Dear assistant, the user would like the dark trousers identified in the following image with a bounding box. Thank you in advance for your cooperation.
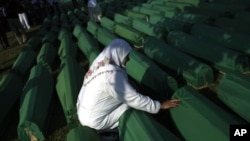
[0,28,9,48]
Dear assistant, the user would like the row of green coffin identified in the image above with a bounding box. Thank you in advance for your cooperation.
[17,64,55,141]
[191,23,250,57]
[86,18,215,88]
[167,31,249,73]
[170,85,247,141]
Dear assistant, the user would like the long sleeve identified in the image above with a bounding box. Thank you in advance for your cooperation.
[105,70,161,114]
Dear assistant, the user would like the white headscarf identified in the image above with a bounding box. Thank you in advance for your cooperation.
[83,38,132,85]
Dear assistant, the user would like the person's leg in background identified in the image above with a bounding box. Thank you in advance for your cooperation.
[21,12,31,30]
[7,18,27,45]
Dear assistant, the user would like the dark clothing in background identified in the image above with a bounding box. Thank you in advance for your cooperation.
[0,6,10,48]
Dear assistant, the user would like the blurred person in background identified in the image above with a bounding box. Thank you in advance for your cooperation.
[87,0,102,22]
[18,0,31,30]
[0,2,10,49]
[3,0,27,45]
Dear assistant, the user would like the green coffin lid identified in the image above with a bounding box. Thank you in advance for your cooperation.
[144,36,214,88]
[96,27,118,46]
[119,109,181,141]
[100,16,115,32]
[127,50,178,99]
[56,56,85,129]
[66,126,101,141]
[170,86,246,141]
[218,72,250,122]
[167,31,249,73]
[18,65,54,140]
[191,23,250,56]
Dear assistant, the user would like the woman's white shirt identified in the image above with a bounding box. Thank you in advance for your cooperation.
[76,65,161,130]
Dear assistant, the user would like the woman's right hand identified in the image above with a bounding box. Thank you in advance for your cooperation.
[160,99,180,110]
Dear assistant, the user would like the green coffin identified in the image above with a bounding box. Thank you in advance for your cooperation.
[96,27,118,46]
[73,24,85,38]
[42,31,57,44]
[0,72,24,135]
[36,42,57,72]
[167,31,249,73]
[144,36,214,88]
[132,19,165,39]
[66,126,101,141]
[191,23,250,56]
[114,13,132,25]
[77,29,100,65]
[58,34,77,59]
[100,17,115,32]
[217,72,250,122]
[114,23,146,47]
[125,10,148,21]
[18,65,54,141]
[149,14,188,33]
[25,35,43,51]
[87,21,101,38]
[214,17,250,35]
[56,56,85,129]
[58,28,72,41]
[11,49,37,77]
[119,109,181,141]
[127,50,178,100]
[170,86,246,141]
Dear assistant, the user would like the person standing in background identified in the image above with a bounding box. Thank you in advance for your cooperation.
[4,0,27,45]
[18,0,31,30]
[0,3,10,49]
[87,0,102,22]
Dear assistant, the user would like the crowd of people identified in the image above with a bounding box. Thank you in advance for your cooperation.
[0,0,57,49]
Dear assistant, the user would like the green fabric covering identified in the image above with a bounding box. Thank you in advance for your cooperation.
[66,126,101,141]
[191,23,250,56]
[114,23,146,47]
[198,2,247,14]
[56,56,85,129]
[58,34,77,59]
[167,31,249,73]
[58,28,72,41]
[100,17,115,32]
[18,65,54,141]
[149,15,188,32]
[25,35,42,51]
[96,27,118,46]
[87,21,101,38]
[77,29,100,65]
[11,49,37,77]
[151,4,181,12]
[114,13,132,25]
[135,6,163,16]
[119,109,181,141]
[36,42,57,72]
[50,25,60,34]
[214,17,250,35]
[217,72,250,122]
[0,72,24,135]
[144,36,214,88]
[17,121,45,141]
[164,11,208,24]
[127,50,178,100]
[163,1,193,11]
[170,86,246,141]
[132,19,165,39]
[73,24,85,38]
[235,11,250,24]
[125,10,148,21]
[42,31,57,44]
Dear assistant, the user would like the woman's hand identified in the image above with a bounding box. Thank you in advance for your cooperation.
[160,99,180,110]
